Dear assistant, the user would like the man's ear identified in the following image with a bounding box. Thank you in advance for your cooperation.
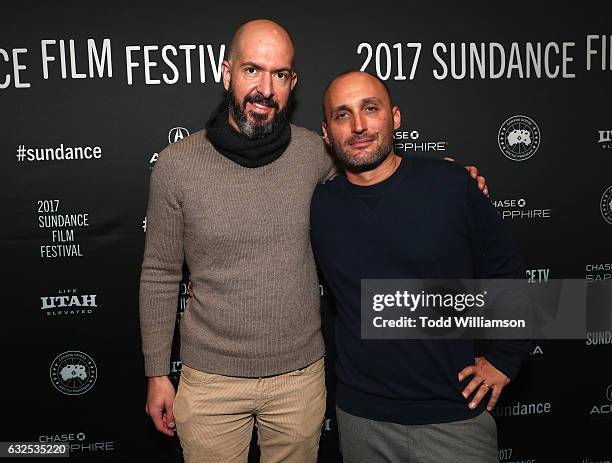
[321,121,331,146]
[290,72,298,91]
[392,105,401,130]
[221,60,231,91]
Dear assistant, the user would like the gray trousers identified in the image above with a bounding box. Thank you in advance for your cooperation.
[336,406,498,463]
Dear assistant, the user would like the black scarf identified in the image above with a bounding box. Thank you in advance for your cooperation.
[205,104,291,168]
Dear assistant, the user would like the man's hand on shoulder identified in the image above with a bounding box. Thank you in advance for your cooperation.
[444,156,489,197]
[146,375,177,436]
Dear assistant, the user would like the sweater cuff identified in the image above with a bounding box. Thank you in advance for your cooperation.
[144,355,171,377]
[485,339,531,382]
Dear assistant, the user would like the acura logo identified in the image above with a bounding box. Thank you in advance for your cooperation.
[168,127,190,144]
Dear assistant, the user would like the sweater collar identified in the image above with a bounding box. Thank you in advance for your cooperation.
[339,155,412,197]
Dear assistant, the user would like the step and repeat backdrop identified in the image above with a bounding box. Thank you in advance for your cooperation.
[1,1,611,462]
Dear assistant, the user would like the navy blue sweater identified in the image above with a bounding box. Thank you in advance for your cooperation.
[310,156,530,425]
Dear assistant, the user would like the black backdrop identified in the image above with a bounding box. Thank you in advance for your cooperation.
[1,1,611,462]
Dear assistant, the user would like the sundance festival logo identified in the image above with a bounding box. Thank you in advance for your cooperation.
[498,115,540,161]
[168,126,190,144]
[601,185,612,224]
[50,351,97,395]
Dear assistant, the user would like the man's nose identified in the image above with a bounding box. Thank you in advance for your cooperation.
[256,73,274,99]
[352,113,366,134]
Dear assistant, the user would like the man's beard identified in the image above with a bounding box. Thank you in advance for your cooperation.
[329,131,394,173]
[226,86,289,140]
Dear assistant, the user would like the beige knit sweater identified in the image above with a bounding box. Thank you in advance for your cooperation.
[139,125,335,377]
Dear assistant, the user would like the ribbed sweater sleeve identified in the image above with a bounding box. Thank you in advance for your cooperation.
[314,136,338,182]
[139,147,184,377]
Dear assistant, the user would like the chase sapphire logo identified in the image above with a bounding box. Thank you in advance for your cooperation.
[50,351,97,395]
[601,186,612,225]
[498,115,540,161]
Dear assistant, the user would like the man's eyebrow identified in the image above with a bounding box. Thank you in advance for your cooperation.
[360,97,383,106]
[273,67,293,73]
[329,97,384,115]
[329,104,351,115]
[240,62,293,73]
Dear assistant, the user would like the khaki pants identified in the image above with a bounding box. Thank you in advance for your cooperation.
[174,357,326,463]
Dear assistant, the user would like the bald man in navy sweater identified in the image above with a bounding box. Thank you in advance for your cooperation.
[310,71,530,463]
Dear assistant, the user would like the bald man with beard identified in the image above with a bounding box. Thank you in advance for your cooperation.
[139,20,488,463]
[140,19,331,463]
[310,71,529,463]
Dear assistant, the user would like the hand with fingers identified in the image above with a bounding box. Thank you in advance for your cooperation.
[187,279,193,301]
[145,376,177,436]
[443,156,489,197]
[458,356,510,412]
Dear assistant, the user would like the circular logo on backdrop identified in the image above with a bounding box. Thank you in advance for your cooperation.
[606,384,612,402]
[601,186,612,225]
[498,115,540,161]
[168,127,190,144]
[50,351,97,395]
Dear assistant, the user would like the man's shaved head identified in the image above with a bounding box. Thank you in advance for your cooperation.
[221,19,298,139]
[228,19,295,66]
[323,71,392,122]
[321,70,401,173]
